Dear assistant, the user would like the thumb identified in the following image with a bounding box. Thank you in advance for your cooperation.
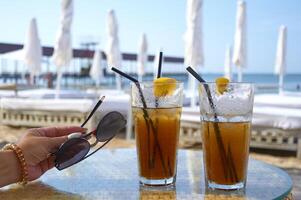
[48,136,68,152]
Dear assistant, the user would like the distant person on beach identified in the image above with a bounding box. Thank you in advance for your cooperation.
[0,126,86,188]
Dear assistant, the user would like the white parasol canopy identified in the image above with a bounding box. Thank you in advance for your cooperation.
[52,0,73,96]
[232,0,247,82]
[184,0,204,107]
[224,46,232,80]
[90,50,104,86]
[274,25,287,95]
[137,33,148,82]
[23,18,42,84]
[106,10,122,90]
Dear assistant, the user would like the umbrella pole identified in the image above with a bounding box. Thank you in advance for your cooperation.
[189,75,197,107]
[237,67,243,82]
[279,73,284,95]
[95,79,100,88]
[138,75,142,83]
[14,60,18,84]
[56,68,62,99]
[126,95,133,140]
[116,74,122,90]
[30,74,34,85]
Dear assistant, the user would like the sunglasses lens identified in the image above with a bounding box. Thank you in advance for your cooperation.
[96,112,126,142]
[55,138,90,170]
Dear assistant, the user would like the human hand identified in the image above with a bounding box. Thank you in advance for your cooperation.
[16,126,86,181]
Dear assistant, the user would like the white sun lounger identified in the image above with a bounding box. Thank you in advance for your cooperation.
[0,98,97,128]
[254,93,301,109]
[0,91,131,132]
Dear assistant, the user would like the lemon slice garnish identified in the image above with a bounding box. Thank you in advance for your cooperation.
[215,77,229,94]
[153,77,177,97]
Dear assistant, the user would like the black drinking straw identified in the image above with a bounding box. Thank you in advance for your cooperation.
[112,67,156,168]
[111,67,169,176]
[111,68,138,83]
[81,96,105,127]
[186,66,238,182]
[186,67,206,83]
[157,52,163,78]
[155,51,163,108]
[152,51,163,167]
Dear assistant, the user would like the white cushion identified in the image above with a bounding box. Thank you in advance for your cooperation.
[1,98,95,113]
[181,106,301,130]
[254,93,301,109]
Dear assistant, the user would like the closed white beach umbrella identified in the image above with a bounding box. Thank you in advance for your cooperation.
[90,50,104,86]
[184,0,204,107]
[52,0,73,95]
[275,25,287,94]
[232,0,247,82]
[224,46,232,80]
[23,18,42,84]
[137,33,148,82]
[107,10,122,90]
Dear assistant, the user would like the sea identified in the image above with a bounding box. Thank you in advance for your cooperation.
[0,59,300,94]
[0,73,300,94]
[64,73,301,94]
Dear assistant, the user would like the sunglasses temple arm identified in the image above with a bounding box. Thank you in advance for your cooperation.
[81,96,105,127]
[81,136,115,161]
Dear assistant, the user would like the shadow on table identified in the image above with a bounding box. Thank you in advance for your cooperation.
[139,187,176,200]
[138,187,248,200]
[204,188,247,199]
[0,181,83,200]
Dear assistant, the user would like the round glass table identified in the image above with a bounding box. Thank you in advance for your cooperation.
[0,149,293,200]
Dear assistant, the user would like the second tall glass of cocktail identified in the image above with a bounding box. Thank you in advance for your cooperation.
[199,82,254,190]
[131,81,183,186]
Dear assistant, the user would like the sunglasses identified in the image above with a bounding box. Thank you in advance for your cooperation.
[54,96,127,170]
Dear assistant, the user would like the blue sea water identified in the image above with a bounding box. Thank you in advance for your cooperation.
[0,58,299,93]
[56,73,301,94]
[119,73,301,94]
[0,71,300,94]
[0,56,301,92]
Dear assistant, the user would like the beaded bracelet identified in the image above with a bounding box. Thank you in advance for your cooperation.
[3,143,29,185]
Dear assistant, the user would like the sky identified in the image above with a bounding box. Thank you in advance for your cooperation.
[0,0,300,73]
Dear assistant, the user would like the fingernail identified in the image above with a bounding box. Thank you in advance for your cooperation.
[68,132,82,140]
